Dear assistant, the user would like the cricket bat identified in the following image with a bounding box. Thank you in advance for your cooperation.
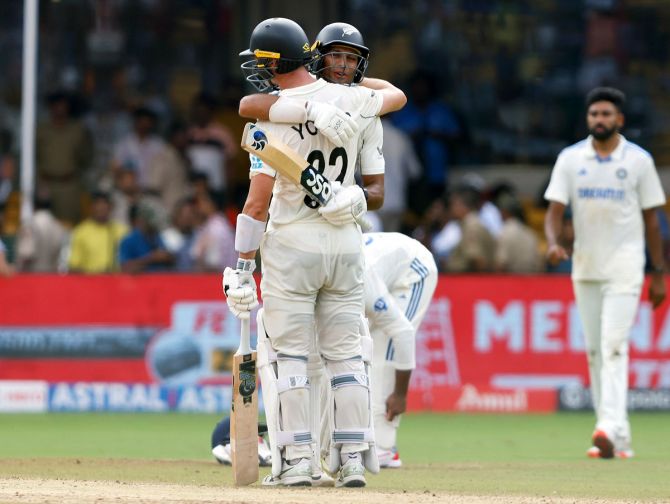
[240,122,371,230]
[230,317,259,486]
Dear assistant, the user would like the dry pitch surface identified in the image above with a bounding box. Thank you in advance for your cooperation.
[0,478,661,504]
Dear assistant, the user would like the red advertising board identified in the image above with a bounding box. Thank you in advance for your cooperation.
[1,274,668,412]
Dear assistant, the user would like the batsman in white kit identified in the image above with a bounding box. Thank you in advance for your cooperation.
[544,87,667,459]
[224,17,394,488]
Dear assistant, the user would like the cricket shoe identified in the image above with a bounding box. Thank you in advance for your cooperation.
[378,447,403,468]
[212,437,272,467]
[591,430,615,459]
[258,436,272,467]
[261,458,312,487]
[586,444,635,459]
[335,452,366,488]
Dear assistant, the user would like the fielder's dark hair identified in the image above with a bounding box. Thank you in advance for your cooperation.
[585,87,626,111]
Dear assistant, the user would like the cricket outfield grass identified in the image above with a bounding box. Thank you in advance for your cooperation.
[0,412,668,503]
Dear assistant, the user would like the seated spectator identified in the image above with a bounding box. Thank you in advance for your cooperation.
[161,198,197,272]
[146,121,193,216]
[119,202,174,274]
[494,194,543,273]
[0,129,15,207]
[111,167,168,230]
[67,191,127,273]
[444,187,496,272]
[191,191,236,272]
[16,191,69,272]
[0,229,13,277]
[110,106,165,190]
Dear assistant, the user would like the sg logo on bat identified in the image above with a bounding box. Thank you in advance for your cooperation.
[302,166,332,206]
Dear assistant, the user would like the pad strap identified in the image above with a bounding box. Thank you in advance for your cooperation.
[330,373,369,390]
[332,428,375,445]
[276,430,313,446]
[276,375,310,393]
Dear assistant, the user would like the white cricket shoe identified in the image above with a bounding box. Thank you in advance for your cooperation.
[262,458,312,487]
[213,437,272,467]
[212,444,231,465]
[258,436,272,467]
[378,447,403,468]
[335,452,366,488]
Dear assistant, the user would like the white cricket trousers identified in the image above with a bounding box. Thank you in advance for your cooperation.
[573,280,641,444]
[260,221,365,459]
[371,256,438,450]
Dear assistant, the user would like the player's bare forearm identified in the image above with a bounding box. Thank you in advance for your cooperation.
[386,369,411,421]
[360,77,407,114]
[239,94,278,120]
[544,201,569,264]
[362,174,384,210]
[643,208,667,308]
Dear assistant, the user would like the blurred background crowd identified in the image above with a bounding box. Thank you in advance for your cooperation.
[2,0,670,275]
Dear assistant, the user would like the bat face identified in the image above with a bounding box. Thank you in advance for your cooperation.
[241,122,333,207]
[231,351,259,486]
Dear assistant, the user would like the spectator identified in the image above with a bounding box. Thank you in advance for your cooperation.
[110,106,165,190]
[119,201,174,274]
[36,91,93,224]
[111,167,168,231]
[67,191,127,273]
[444,187,496,272]
[0,129,15,207]
[494,194,543,273]
[191,190,236,272]
[0,236,13,277]
[377,118,422,232]
[161,198,197,272]
[186,92,238,204]
[15,191,69,272]
[146,121,193,216]
[391,71,461,212]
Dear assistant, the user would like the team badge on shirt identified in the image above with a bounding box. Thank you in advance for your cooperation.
[374,297,388,312]
[616,168,628,179]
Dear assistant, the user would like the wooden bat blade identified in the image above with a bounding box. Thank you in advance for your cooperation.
[241,122,334,206]
[231,319,258,486]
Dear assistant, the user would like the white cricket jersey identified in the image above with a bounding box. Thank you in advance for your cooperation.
[357,116,385,175]
[249,79,383,226]
[363,232,436,298]
[544,135,666,283]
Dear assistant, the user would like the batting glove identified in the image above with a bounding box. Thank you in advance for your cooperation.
[307,101,358,147]
[222,259,258,320]
[318,184,367,226]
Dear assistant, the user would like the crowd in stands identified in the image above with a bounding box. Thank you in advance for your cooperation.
[0,81,563,277]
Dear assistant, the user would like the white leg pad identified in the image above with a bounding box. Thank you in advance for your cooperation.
[325,359,379,475]
[257,309,312,476]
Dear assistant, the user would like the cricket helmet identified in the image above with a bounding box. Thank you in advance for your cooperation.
[240,17,314,92]
[312,22,369,84]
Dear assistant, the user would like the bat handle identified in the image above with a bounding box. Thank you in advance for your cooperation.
[237,318,252,355]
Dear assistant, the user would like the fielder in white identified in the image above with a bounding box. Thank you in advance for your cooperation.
[362,232,438,467]
[224,18,404,488]
[544,86,666,459]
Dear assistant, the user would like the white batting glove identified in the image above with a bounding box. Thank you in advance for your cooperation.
[318,184,367,226]
[307,101,358,147]
[222,259,258,320]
